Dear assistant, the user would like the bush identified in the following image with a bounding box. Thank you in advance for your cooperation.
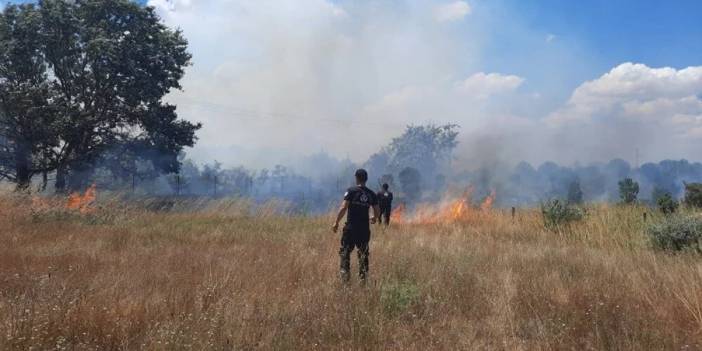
[541,199,584,229]
[655,191,678,215]
[684,182,702,208]
[648,215,702,252]
[618,178,639,204]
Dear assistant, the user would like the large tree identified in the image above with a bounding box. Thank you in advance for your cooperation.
[0,0,200,191]
[386,124,458,174]
[0,4,59,189]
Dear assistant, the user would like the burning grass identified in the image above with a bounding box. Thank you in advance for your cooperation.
[1,193,702,350]
[391,186,496,224]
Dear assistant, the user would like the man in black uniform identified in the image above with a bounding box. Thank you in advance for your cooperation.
[377,183,393,226]
[332,169,380,282]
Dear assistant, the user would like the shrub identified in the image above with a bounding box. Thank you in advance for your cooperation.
[541,199,584,229]
[618,178,639,204]
[684,182,702,208]
[655,191,678,215]
[648,215,702,252]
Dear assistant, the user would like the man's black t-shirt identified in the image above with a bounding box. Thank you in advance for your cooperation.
[377,191,393,210]
[344,185,378,232]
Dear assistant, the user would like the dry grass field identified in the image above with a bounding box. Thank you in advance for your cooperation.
[2,193,702,350]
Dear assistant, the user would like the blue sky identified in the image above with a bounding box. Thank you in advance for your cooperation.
[460,0,702,103]
[505,0,702,68]
[3,0,702,168]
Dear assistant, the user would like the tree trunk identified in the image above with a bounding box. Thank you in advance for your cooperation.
[41,171,48,191]
[55,165,67,193]
[15,142,31,191]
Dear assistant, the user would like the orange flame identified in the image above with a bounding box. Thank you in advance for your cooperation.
[391,186,495,225]
[66,184,97,213]
[391,203,406,223]
[480,189,496,211]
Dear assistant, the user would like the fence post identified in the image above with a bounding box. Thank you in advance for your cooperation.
[511,207,516,220]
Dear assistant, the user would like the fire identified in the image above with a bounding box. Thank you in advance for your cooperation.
[480,189,496,211]
[66,184,97,213]
[390,203,406,223]
[391,186,495,224]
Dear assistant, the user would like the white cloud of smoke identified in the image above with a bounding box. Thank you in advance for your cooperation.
[433,1,471,22]
[148,0,702,173]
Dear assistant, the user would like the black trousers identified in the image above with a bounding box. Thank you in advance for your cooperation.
[379,207,391,225]
[339,226,370,281]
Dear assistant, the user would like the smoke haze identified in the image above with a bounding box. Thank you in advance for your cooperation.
[147,0,702,172]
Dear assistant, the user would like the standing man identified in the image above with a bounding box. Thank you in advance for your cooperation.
[377,183,393,226]
[332,169,380,282]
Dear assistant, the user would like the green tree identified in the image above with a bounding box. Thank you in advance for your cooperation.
[684,182,702,208]
[386,124,458,174]
[0,0,200,191]
[655,190,678,215]
[0,4,59,189]
[618,177,639,204]
[398,167,421,204]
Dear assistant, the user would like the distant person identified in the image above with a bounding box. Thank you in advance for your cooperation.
[377,183,393,226]
[332,169,380,282]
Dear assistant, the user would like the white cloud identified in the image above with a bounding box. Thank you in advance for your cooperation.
[455,72,524,98]
[546,34,556,43]
[544,63,702,162]
[433,1,471,22]
[549,63,702,124]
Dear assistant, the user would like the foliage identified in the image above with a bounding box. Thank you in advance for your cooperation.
[0,3,59,188]
[618,178,639,204]
[0,0,200,191]
[648,215,702,252]
[398,167,421,204]
[541,199,584,229]
[683,182,702,208]
[385,124,458,174]
[567,179,584,205]
[653,187,678,215]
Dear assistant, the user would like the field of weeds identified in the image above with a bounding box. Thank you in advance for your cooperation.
[1,193,702,350]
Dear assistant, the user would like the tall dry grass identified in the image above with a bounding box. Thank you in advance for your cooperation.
[1,193,701,350]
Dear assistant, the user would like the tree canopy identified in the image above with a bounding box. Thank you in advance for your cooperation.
[0,0,200,191]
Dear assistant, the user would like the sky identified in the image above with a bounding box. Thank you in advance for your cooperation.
[4,0,702,171]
